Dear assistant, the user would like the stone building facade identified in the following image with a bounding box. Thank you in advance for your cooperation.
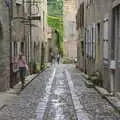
[0,0,48,91]
[25,0,48,71]
[76,0,120,92]
[76,0,85,71]
[63,0,77,58]
[110,0,120,92]
[83,0,112,91]
[76,0,113,91]
[64,40,77,58]
[41,0,48,65]
[0,1,10,91]
[0,0,26,90]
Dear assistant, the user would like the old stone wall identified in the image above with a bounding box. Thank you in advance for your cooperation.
[64,40,77,58]
[0,1,10,90]
[64,0,77,58]
[84,0,112,89]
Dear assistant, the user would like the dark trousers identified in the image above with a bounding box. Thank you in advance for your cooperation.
[57,58,60,64]
[19,67,26,86]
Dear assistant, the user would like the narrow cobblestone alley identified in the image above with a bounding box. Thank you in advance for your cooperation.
[0,64,120,120]
[43,66,77,120]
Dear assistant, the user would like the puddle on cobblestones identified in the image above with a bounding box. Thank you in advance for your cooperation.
[36,68,56,120]
[54,87,65,95]
[52,99,66,120]
[43,69,77,120]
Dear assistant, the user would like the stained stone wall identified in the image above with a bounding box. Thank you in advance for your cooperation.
[0,1,10,91]
[64,0,77,58]
[85,0,112,90]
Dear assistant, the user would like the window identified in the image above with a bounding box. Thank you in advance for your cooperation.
[16,3,21,15]
[103,18,109,61]
[86,24,96,58]
[93,24,96,59]
[86,0,94,7]
[21,42,24,53]
[14,42,17,56]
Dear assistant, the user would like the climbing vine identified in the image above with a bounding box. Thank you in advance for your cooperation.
[48,16,64,54]
[47,0,64,55]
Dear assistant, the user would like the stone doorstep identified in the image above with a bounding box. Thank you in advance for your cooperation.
[106,96,120,107]
[95,86,120,112]
[95,86,110,96]
[116,92,120,99]
[85,80,94,88]
[81,72,89,79]
[80,72,94,88]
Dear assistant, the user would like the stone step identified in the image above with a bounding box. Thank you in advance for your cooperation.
[85,80,94,88]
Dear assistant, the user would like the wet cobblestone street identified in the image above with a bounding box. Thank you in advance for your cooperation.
[0,68,53,120]
[0,64,120,120]
[43,66,77,120]
[67,65,120,120]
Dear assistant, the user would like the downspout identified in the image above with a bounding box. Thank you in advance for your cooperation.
[9,0,13,88]
[23,0,25,53]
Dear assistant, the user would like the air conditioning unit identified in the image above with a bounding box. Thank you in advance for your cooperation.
[16,0,22,5]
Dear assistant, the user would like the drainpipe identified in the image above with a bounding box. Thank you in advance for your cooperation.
[9,0,13,88]
[84,28,87,73]
[23,0,25,53]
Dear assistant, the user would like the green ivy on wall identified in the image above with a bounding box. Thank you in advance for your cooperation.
[48,16,64,55]
[47,0,64,55]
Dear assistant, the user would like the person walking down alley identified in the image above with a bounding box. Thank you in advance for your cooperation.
[57,53,60,64]
[16,52,28,89]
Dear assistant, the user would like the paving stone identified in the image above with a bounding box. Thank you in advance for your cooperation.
[67,64,120,120]
[0,65,120,120]
[0,67,53,120]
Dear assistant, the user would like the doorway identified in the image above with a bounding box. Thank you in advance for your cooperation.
[112,5,120,91]
[96,23,101,69]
